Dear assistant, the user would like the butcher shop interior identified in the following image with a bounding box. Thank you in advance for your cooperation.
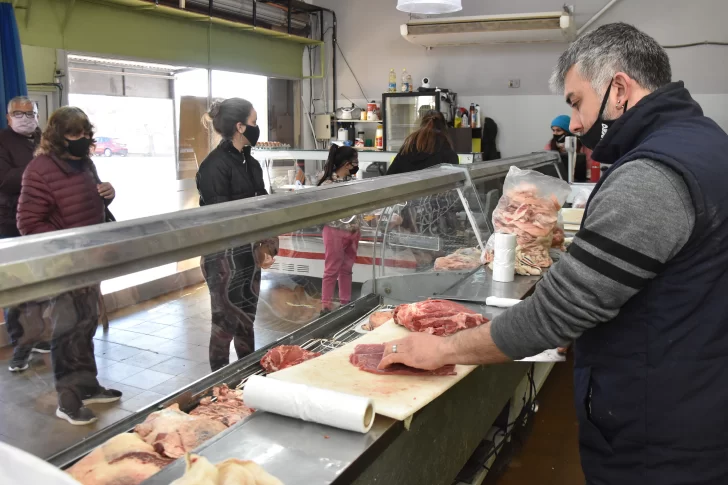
[1,0,727,484]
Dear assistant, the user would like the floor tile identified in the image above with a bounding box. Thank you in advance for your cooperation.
[117,390,166,412]
[119,369,175,390]
[124,335,172,351]
[94,356,117,369]
[149,357,203,376]
[152,340,192,357]
[96,380,146,400]
[174,329,211,346]
[96,328,147,345]
[181,363,214,381]
[94,342,143,362]
[175,345,210,363]
[119,349,171,369]
[152,325,190,340]
[108,317,149,330]
[98,362,146,381]
[145,313,189,326]
[124,321,172,335]
[150,375,195,396]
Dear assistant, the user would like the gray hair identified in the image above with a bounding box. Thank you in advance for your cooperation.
[7,96,36,113]
[550,23,671,96]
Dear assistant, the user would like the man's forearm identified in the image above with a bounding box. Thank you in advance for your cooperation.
[440,322,512,365]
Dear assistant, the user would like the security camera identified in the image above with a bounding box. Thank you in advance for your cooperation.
[421,77,431,88]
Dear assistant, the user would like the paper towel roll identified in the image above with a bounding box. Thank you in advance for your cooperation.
[485,296,521,308]
[492,233,516,283]
[244,375,375,433]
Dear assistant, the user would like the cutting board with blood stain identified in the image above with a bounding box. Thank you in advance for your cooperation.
[267,320,477,421]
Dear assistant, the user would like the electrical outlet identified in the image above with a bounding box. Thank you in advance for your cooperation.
[509,79,521,88]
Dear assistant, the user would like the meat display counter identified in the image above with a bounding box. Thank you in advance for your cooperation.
[0,151,563,485]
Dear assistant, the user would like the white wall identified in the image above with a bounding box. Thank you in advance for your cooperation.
[307,0,728,154]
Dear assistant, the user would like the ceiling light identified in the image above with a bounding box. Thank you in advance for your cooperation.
[396,0,463,15]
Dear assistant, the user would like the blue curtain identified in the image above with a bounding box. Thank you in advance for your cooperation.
[0,2,28,129]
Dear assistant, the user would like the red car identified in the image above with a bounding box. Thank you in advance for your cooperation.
[94,137,128,157]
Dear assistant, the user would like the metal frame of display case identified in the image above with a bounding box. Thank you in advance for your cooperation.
[381,90,456,152]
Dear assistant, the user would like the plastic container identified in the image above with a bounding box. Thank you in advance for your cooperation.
[406,72,413,92]
[475,104,481,128]
[388,69,397,93]
[401,68,410,92]
[375,124,384,150]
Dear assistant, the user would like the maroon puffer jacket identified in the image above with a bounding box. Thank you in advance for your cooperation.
[17,154,109,235]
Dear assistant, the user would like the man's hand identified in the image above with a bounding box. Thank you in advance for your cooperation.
[97,182,115,199]
[378,333,450,371]
[255,245,275,269]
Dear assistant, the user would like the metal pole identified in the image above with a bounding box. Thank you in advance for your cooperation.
[253,0,257,27]
[208,0,213,16]
[565,136,577,184]
[287,0,292,34]
[332,11,337,114]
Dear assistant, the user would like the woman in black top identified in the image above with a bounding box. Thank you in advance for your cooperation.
[386,110,459,175]
[196,98,278,372]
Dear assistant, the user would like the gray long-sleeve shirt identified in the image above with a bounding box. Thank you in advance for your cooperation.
[490,159,695,359]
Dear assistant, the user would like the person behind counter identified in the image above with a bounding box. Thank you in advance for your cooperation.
[379,22,728,485]
[545,114,594,164]
[16,107,120,425]
[196,98,278,372]
[0,96,50,372]
[317,145,360,314]
[386,110,458,175]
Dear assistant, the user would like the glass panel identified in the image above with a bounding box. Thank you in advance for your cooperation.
[175,68,210,181]
[385,94,436,151]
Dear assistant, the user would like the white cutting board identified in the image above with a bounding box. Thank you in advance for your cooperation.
[268,320,478,421]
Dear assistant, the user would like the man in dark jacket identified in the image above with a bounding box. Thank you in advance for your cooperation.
[0,96,48,372]
[379,23,728,485]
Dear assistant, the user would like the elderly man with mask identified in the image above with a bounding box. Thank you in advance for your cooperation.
[0,96,49,371]
[380,23,728,485]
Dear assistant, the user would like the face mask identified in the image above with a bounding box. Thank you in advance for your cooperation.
[349,165,359,176]
[11,117,38,136]
[552,134,566,144]
[242,124,260,147]
[579,82,627,150]
[65,137,92,158]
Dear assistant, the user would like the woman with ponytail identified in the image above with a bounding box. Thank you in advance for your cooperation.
[317,144,360,313]
[196,98,278,371]
[386,110,458,175]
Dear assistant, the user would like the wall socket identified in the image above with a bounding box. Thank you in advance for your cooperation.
[509,79,521,88]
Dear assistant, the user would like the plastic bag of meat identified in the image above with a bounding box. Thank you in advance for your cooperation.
[482,167,571,275]
[434,247,482,271]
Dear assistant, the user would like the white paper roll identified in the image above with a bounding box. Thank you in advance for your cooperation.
[485,296,521,308]
[492,233,517,282]
[244,375,375,433]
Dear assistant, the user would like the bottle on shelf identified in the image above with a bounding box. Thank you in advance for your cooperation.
[475,104,482,128]
[388,69,397,93]
[406,72,413,92]
[375,124,384,150]
[461,109,469,128]
[401,68,410,93]
[469,103,476,128]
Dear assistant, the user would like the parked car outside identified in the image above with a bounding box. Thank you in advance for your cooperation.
[94,137,128,157]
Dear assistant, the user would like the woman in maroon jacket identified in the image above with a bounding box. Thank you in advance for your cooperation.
[16,107,121,425]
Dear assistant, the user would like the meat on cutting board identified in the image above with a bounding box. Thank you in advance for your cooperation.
[260,345,321,373]
[66,432,173,485]
[363,310,393,331]
[350,344,456,376]
[134,403,227,459]
[393,299,488,336]
[189,384,255,427]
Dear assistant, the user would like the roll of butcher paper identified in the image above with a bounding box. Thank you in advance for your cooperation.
[492,233,517,283]
[244,375,375,433]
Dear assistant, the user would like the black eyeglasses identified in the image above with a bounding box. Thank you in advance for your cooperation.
[10,111,37,119]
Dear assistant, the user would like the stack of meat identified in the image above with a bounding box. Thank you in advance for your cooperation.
[171,453,283,485]
[393,299,488,336]
[362,310,393,331]
[66,385,254,485]
[260,345,321,373]
[433,247,482,271]
[482,167,571,275]
[350,343,456,376]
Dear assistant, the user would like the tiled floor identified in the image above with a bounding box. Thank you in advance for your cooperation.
[0,275,331,459]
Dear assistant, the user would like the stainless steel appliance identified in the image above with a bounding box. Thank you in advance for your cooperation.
[382,90,455,152]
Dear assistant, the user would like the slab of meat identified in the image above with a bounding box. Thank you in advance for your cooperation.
[349,344,456,376]
[393,299,488,336]
[362,310,393,331]
[66,432,173,485]
[433,247,482,271]
[189,384,255,427]
[170,454,283,485]
[260,345,321,373]
[134,403,227,459]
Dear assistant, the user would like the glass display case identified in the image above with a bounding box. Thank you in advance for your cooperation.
[382,91,455,152]
[0,151,561,484]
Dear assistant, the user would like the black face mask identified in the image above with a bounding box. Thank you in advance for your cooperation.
[349,165,359,175]
[579,82,627,150]
[65,137,92,158]
[243,124,260,147]
[552,134,566,144]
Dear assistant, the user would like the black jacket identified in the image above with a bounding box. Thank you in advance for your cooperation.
[386,139,459,175]
[196,140,267,206]
[0,127,41,237]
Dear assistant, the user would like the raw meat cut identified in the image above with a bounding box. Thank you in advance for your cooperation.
[349,344,456,376]
[170,453,283,485]
[393,299,488,336]
[363,310,393,331]
[134,403,227,459]
[190,385,255,427]
[260,345,321,373]
[433,247,482,271]
[66,432,173,485]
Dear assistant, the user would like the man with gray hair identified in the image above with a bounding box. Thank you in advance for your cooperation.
[0,95,48,371]
[379,23,728,484]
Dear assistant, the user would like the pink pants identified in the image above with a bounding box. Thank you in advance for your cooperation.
[322,225,360,310]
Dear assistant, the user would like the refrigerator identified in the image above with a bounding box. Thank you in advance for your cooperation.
[382,91,456,152]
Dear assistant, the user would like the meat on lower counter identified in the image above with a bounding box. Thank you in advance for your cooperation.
[362,310,393,331]
[350,344,456,376]
[260,345,322,373]
[189,384,255,427]
[66,433,173,485]
[170,453,283,485]
[433,247,483,271]
[134,403,227,459]
[393,299,488,336]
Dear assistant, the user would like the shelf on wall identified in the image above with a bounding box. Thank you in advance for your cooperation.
[335,120,383,123]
